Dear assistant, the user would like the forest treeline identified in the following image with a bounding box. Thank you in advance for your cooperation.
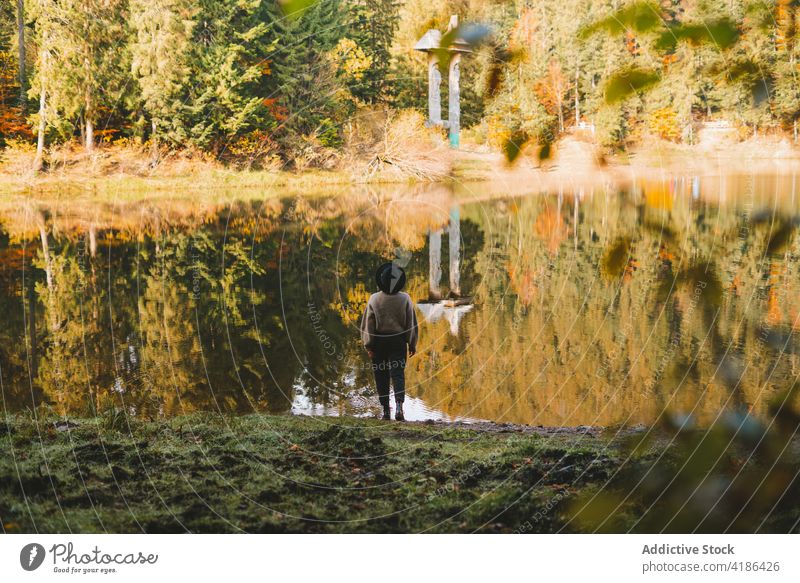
[1,0,800,170]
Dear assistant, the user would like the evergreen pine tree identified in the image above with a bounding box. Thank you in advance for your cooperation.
[346,0,401,103]
[40,0,129,151]
[267,0,347,142]
[130,0,196,156]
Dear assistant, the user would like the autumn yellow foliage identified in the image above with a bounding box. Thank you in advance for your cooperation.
[647,107,681,142]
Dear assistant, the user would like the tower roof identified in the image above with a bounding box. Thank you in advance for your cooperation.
[414,29,441,52]
[414,28,473,54]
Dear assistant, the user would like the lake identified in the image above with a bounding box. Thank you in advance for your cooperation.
[2,173,799,426]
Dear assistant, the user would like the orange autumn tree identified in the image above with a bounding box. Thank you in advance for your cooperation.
[0,40,30,143]
[534,60,570,133]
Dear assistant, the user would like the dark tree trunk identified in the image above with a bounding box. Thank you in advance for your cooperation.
[38,221,53,292]
[574,66,580,125]
[27,272,37,379]
[151,118,159,163]
[33,75,46,171]
[16,0,26,107]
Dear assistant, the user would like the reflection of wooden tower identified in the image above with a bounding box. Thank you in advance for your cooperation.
[428,206,463,300]
[421,205,473,335]
[414,15,472,148]
[416,301,473,336]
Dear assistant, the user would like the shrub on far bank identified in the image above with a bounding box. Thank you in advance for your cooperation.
[350,109,450,181]
[0,107,453,182]
[223,130,282,171]
[0,139,227,180]
[0,139,37,178]
[647,107,681,142]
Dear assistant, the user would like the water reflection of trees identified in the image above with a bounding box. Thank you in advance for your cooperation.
[2,178,799,426]
[0,189,452,417]
[411,179,800,426]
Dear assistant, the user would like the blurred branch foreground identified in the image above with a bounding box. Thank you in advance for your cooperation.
[569,398,800,532]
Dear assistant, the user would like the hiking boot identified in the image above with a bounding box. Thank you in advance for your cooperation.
[395,402,405,422]
[382,407,391,420]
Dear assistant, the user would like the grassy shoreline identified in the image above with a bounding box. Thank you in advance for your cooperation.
[0,167,370,200]
[3,412,798,533]
[5,136,800,200]
[0,413,629,533]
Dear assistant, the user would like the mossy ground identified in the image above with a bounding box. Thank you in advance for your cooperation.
[0,413,623,533]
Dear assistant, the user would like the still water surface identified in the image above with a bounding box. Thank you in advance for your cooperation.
[2,174,800,425]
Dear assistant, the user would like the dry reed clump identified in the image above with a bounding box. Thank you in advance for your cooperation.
[0,139,42,182]
[348,109,451,182]
[289,133,341,172]
[222,131,283,172]
[0,140,226,182]
[146,146,223,176]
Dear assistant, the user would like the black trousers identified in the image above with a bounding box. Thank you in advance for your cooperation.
[370,338,407,407]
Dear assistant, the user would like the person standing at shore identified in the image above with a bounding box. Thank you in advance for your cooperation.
[360,262,419,421]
